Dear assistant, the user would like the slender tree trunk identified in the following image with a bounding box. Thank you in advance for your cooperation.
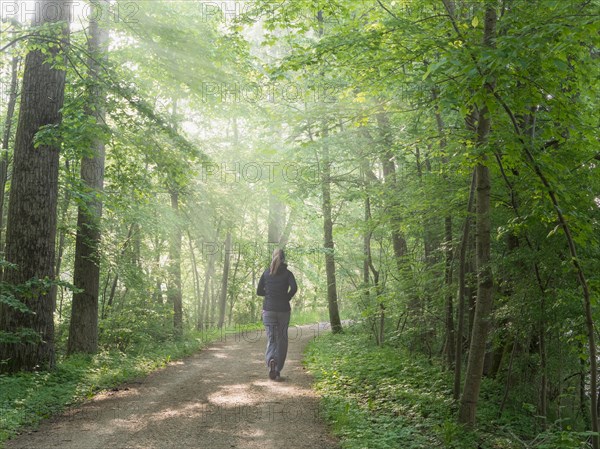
[0,0,71,373]
[279,208,295,248]
[131,222,141,267]
[168,190,183,337]
[498,340,517,416]
[107,274,119,311]
[105,224,135,316]
[466,246,476,347]
[376,110,407,267]
[153,236,163,304]
[458,160,494,426]
[581,347,591,426]
[314,13,342,334]
[187,233,202,330]
[453,171,476,400]
[431,86,455,369]
[218,232,232,329]
[210,276,217,324]
[539,294,547,427]
[268,192,285,245]
[320,127,342,334]
[0,55,19,255]
[200,251,215,329]
[444,215,455,368]
[363,195,371,330]
[491,41,599,448]
[52,160,73,320]
[458,5,497,425]
[227,249,241,326]
[68,2,109,354]
[251,265,257,322]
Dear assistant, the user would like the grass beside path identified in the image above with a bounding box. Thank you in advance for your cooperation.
[0,324,262,448]
[304,325,587,449]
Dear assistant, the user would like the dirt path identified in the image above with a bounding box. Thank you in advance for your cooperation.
[6,324,339,449]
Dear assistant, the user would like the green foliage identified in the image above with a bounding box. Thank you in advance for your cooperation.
[0,262,79,346]
[0,331,213,446]
[305,326,590,448]
[1,0,598,445]
[97,300,174,351]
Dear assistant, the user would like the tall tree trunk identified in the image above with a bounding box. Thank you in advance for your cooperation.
[187,233,202,331]
[539,294,547,427]
[268,192,285,245]
[0,0,70,373]
[444,215,455,368]
[0,55,19,255]
[315,12,342,334]
[491,38,599,447]
[152,236,163,304]
[365,196,383,346]
[168,190,183,338]
[528,135,598,448]
[320,127,342,334]
[251,264,257,322]
[361,155,383,345]
[68,1,109,354]
[432,86,455,369]
[107,220,137,315]
[218,232,232,329]
[458,5,497,425]
[52,160,74,321]
[227,249,241,327]
[103,222,136,319]
[279,208,295,248]
[453,171,476,400]
[210,275,218,324]
[200,250,215,329]
[376,110,407,267]
[458,156,494,426]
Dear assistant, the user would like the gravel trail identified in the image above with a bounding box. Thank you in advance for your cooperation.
[6,324,339,449]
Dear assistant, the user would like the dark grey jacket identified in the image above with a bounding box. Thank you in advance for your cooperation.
[256,263,297,312]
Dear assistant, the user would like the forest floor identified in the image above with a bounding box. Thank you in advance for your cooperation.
[5,324,339,449]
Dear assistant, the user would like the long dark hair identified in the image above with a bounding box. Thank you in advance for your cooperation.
[269,248,285,275]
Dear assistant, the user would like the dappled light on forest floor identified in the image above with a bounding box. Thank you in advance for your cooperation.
[5,325,338,449]
[0,1,597,447]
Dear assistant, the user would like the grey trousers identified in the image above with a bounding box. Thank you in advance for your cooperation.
[262,310,291,373]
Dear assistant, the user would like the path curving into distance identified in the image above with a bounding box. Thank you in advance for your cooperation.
[6,324,339,449]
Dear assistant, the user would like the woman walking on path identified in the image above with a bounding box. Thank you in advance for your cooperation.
[257,248,297,381]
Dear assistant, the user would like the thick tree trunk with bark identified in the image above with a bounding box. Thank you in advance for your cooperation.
[68,2,109,354]
[0,0,70,372]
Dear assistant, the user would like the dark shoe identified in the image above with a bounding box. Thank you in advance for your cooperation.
[268,359,277,380]
[275,372,282,382]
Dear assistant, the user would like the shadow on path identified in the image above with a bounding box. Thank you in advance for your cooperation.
[6,324,338,449]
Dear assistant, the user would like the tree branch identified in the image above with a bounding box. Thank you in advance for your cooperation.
[376,0,399,20]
